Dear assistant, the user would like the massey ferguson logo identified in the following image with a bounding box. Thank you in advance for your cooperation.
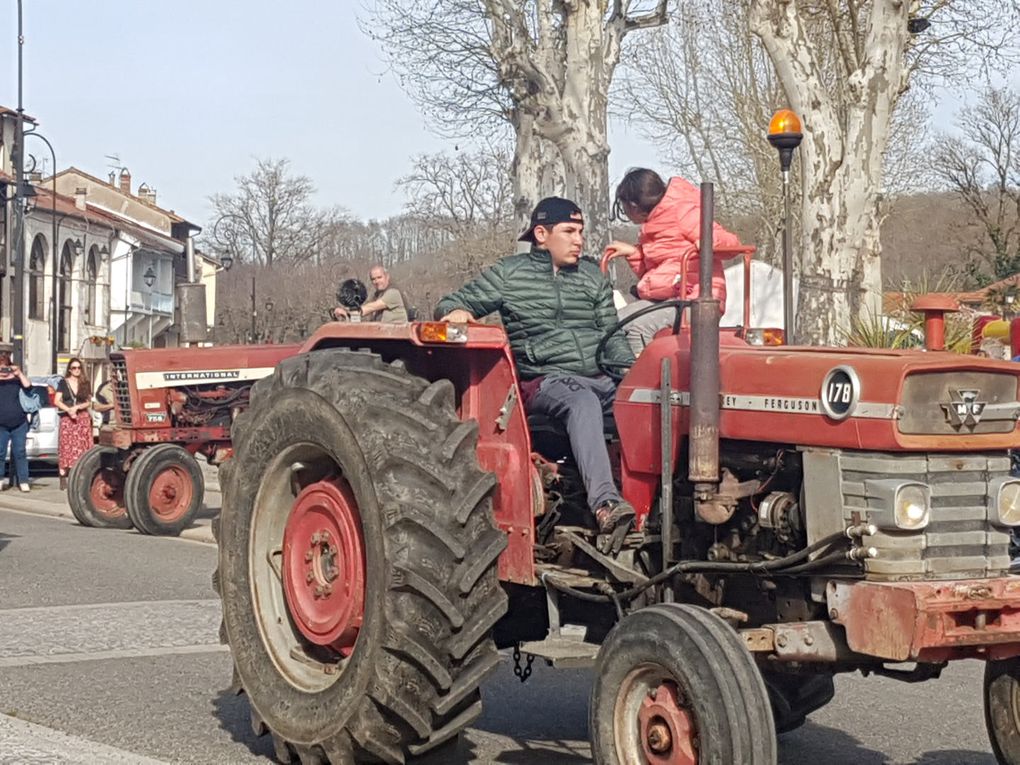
[942,389,986,428]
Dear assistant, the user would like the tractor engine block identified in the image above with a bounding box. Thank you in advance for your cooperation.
[166,383,251,428]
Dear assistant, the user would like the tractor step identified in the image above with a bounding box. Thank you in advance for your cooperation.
[520,627,600,669]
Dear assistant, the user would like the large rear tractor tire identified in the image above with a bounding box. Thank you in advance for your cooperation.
[68,446,132,529]
[591,603,777,765]
[215,349,508,764]
[985,657,1020,764]
[125,444,204,536]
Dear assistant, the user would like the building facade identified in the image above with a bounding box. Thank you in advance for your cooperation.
[2,109,218,376]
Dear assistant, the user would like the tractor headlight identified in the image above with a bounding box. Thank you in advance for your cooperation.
[990,478,1020,527]
[893,484,931,530]
[865,479,931,531]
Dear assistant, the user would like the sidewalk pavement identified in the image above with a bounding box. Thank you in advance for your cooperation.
[0,461,220,545]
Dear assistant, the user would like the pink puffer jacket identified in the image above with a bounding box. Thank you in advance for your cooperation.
[624,177,742,302]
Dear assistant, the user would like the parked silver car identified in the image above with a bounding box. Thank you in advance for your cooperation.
[11,377,101,465]
[25,381,61,463]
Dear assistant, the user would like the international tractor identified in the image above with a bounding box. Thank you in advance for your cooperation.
[206,185,1020,765]
[67,344,298,535]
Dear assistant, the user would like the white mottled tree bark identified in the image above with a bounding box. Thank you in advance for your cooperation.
[485,0,667,250]
[750,0,912,344]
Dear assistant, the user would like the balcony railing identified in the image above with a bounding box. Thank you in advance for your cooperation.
[129,290,173,315]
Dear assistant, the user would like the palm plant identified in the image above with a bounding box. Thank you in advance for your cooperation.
[840,271,972,353]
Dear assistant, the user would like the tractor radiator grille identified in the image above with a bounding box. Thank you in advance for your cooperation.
[110,357,132,426]
[839,452,1012,580]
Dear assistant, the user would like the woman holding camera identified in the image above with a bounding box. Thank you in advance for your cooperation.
[0,351,33,491]
[56,357,93,490]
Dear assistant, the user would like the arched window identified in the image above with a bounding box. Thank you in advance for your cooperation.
[57,241,75,352]
[85,246,99,325]
[28,235,46,320]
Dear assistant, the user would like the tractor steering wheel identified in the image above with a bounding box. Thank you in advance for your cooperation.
[595,298,691,381]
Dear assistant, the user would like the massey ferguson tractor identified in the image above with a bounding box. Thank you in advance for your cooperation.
[211,185,1020,765]
[67,343,298,535]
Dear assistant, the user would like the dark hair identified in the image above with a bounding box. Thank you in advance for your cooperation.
[65,357,92,400]
[613,168,667,220]
[0,351,11,366]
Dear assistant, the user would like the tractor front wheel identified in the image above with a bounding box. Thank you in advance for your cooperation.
[985,657,1020,764]
[125,444,204,536]
[590,603,777,765]
[215,349,507,763]
[68,446,132,529]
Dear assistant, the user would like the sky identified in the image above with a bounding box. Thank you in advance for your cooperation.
[0,0,662,229]
[0,1,1003,231]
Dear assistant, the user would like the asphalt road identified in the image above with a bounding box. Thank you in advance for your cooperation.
[0,507,1001,764]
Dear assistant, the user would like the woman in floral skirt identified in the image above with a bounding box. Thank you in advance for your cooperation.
[56,357,93,489]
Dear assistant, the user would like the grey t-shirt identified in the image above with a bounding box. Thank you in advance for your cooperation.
[368,287,409,323]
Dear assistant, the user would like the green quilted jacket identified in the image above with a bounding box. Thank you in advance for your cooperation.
[434,248,634,379]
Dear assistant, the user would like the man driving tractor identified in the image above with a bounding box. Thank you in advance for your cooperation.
[436,197,637,551]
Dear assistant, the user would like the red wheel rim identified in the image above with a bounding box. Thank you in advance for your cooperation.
[147,465,194,522]
[282,477,366,656]
[638,681,698,765]
[89,469,126,519]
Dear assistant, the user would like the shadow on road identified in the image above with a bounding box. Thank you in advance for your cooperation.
[211,688,276,761]
[914,752,996,764]
[411,736,589,764]
[780,722,996,764]
[0,532,18,553]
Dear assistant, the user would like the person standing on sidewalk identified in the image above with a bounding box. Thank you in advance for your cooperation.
[55,358,93,490]
[93,362,116,425]
[0,351,33,492]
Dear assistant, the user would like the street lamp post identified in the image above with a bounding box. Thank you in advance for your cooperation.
[250,276,257,344]
[211,213,258,343]
[25,130,61,372]
[11,0,27,366]
[767,109,804,345]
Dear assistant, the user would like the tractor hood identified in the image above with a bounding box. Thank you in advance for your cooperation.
[617,338,1020,454]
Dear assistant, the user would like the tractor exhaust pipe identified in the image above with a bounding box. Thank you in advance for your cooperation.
[689,183,722,520]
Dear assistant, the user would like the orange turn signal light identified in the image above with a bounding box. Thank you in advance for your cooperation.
[417,322,469,344]
[745,328,785,346]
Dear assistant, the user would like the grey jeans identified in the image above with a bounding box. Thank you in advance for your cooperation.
[617,299,680,356]
[529,374,620,511]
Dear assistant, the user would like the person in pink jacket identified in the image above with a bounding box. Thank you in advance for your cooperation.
[604,169,743,354]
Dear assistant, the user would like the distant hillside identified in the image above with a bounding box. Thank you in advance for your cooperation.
[880,191,992,288]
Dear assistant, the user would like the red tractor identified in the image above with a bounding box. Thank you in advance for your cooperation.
[67,344,298,535]
[213,188,1020,765]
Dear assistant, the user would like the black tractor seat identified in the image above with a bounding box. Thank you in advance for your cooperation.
[527,412,618,462]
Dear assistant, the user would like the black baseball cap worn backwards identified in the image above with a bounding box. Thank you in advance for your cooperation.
[519,196,584,242]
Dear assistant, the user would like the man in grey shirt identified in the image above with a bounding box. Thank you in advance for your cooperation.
[333,265,409,323]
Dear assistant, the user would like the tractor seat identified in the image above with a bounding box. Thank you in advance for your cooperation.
[527,413,618,461]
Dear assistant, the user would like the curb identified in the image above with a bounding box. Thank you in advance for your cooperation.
[0,493,218,546]
[0,494,73,520]
[179,525,216,545]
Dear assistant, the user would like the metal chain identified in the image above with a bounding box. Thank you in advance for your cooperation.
[512,644,535,684]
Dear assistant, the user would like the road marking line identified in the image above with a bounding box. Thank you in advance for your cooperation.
[0,598,220,617]
[0,644,229,668]
[0,712,169,763]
